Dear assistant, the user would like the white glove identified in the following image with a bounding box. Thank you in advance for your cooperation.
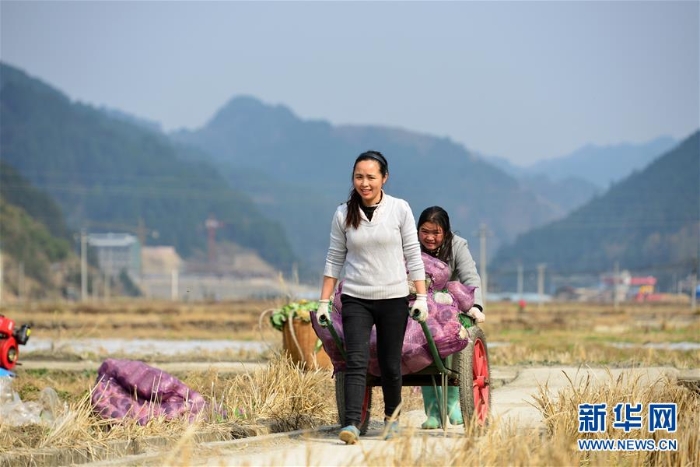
[410,294,429,322]
[465,306,485,323]
[316,299,331,326]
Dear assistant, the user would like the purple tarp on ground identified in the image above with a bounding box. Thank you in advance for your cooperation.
[312,253,475,375]
[91,358,209,425]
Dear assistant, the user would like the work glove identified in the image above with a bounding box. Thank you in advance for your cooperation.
[464,306,485,323]
[316,299,331,327]
[410,294,429,322]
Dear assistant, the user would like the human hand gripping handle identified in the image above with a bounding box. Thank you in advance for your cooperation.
[316,299,331,327]
[465,306,485,323]
[410,294,428,322]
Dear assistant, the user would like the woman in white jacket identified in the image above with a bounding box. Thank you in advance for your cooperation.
[316,150,428,444]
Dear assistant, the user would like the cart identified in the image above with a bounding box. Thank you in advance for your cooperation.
[320,315,490,434]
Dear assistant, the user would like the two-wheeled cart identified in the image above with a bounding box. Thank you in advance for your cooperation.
[321,316,490,434]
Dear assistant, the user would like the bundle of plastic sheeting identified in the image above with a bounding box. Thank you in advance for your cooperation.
[0,372,64,426]
[91,358,212,425]
[312,253,475,375]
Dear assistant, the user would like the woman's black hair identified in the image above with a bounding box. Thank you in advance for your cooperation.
[417,206,454,264]
[345,150,388,229]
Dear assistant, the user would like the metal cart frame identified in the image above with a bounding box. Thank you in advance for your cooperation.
[322,316,490,434]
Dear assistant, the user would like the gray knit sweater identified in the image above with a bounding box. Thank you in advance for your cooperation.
[448,235,484,309]
[323,192,425,300]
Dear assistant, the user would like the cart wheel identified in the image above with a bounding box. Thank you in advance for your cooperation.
[334,372,372,435]
[455,326,490,426]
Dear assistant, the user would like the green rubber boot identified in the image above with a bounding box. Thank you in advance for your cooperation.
[447,386,464,425]
[421,386,442,429]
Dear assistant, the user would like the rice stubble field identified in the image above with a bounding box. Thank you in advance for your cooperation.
[0,299,697,466]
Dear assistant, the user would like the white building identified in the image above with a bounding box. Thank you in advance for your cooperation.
[88,233,141,280]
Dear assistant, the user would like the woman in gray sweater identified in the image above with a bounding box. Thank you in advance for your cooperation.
[417,205,485,429]
[316,150,428,444]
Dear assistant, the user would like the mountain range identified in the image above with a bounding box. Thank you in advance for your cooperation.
[491,132,699,291]
[1,61,695,290]
[171,96,573,271]
[484,136,678,188]
[479,135,679,217]
[171,95,689,280]
[0,63,298,276]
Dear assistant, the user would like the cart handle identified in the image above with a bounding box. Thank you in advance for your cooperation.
[320,314,455,376]
[419,320,455,376]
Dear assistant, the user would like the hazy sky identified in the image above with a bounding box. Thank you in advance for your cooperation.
[1,1,698,166]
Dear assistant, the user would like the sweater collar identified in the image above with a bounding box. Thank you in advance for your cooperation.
[371,190,386,208]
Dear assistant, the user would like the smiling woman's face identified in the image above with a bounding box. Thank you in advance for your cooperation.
[353,159,387,206]
[418,221,445,252]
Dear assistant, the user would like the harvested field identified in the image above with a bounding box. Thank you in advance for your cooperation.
[0,299,697,465]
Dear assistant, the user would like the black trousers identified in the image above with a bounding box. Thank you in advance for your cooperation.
[340,294,409,427]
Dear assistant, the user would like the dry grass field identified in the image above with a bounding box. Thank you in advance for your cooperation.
[0,299,697,465]
[7,298,698,366]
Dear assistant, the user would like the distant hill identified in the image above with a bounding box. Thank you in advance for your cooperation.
[0,161,76,298]
[0,197,72,298]
[0,160,71,241]
[526,136,678,188]
[478,136,678,214]
[490,131,699,290]
[0,63,297,274]
[99,106,163,133]
[516,174,600,217]
[172,96,563,271]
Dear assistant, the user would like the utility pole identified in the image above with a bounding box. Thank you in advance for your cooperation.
[517,261,523,299]
[694,178,699,311]
[479,224,489,307]
[105,247,112,300]
[136,217,147,247]
[613,261,620,310]
[81,229,88,301]
[171,269,179,301]
[692,257,698,312]
[292,262,299,297]
[205,214,223,271]
[537,263,546,309]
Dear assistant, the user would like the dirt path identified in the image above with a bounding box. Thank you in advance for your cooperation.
[76,365,685,467]
[195,366,679,467]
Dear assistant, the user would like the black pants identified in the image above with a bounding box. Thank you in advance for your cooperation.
[340,294,408,427]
